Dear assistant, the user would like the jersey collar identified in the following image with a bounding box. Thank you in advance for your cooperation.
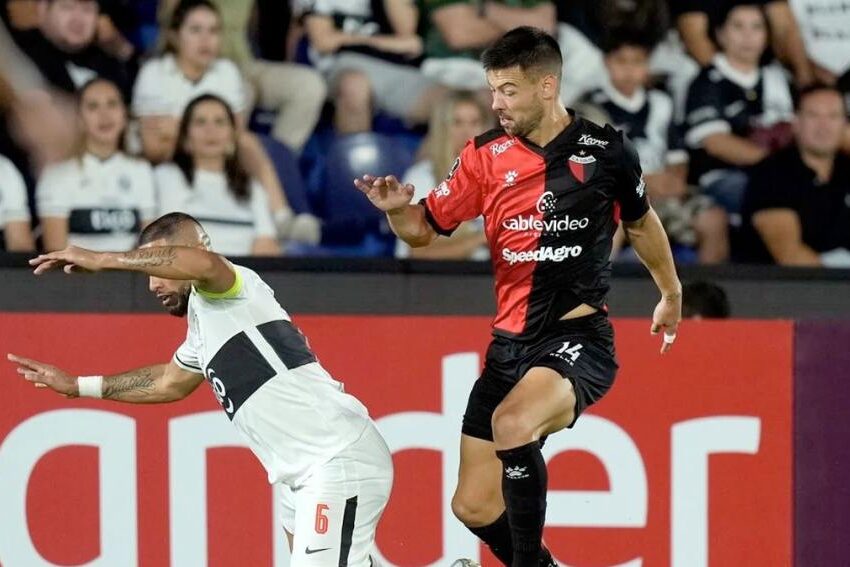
[518,108,582,157]
[712,54,760,90]
[601,82,647,113]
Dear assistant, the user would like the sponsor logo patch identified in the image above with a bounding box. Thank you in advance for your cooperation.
[501,245,584,265]
[490,139,516,156]
[578,133,609,148]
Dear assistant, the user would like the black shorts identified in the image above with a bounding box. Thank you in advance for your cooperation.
[462,312,619,441]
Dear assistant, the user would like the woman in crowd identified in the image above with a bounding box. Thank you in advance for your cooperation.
[398,90,491,260]
[133,0,307,236]
[155,94,279,256]
[37,77,156,251]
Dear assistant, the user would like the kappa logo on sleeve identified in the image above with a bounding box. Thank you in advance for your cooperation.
[446,157,460,180]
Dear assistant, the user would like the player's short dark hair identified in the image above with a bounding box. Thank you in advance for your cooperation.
[601,27,656,55]
[481,26,563,80]
[682,281,731,319]
[793,83,847,113]
[138,212,204,246]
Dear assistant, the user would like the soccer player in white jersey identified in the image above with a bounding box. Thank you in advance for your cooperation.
[8,212,392,567]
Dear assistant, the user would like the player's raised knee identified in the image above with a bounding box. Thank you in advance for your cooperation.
[491,406,535,447]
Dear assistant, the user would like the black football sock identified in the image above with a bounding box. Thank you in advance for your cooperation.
[496,441,548,567]
[468,511,514,566]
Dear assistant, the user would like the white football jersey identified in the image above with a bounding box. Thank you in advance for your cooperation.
[131,54,246,118]
[36,153,156,251]
[154,164,276,257]
[172,264,371,485]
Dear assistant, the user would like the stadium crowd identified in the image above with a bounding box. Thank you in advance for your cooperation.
[1,0,848,266]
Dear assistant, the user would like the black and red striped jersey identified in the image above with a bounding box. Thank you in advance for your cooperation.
[422,111,649,339]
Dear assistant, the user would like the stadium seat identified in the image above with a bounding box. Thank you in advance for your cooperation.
[315,132,413,256]
[258,135,313,215]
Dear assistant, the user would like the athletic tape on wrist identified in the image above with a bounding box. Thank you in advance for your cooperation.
[77,375,103,398]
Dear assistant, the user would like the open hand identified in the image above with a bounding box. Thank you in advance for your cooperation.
[29,246,102,275]
[354,175,415,213]
[7,353,78,397]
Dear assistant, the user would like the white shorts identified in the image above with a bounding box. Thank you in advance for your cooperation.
[280,422,393,566]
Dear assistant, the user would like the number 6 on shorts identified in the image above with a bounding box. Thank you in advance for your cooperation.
[315,503,329,534]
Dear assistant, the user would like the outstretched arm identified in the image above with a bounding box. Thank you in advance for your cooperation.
[8,354,204,403]
[30,245,237,294]
[623,209,682,353]
[354,175,439,248]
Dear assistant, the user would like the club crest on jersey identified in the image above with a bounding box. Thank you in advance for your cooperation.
[568,151,597,183]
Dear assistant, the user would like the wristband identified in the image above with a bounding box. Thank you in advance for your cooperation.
[77,375,103,398]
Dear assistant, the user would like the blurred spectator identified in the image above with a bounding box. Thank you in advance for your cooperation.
[556,0,670,105]
[10,0,130,95]
[418,0,556,90]
[3,0,41,30]
[398,90,490,260]
[588,29,729,263]
[682,280,731,318]
[683,3,794,217]
[673,0,813,86]
[558,0,670,47]
[133,0,299,235]
[301,0,443,133]
[36,77,156,251]
[255,0,292,61]
[0,153,35,251]
[155,94,281,256]
[4,0,139,69]
[740,84,850,266]
[160,0,325,152]
[786,0,850,151]
[95,0,141,66]
[0,17,78,170]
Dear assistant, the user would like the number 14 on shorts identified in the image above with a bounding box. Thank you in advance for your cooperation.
[552,341,583,365]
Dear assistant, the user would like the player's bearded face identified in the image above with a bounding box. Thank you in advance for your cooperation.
[509,93,545,138]
[488,68,545,138]
[151,279,191,317]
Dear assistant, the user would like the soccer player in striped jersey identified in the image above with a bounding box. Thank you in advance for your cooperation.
[10,212,392,567]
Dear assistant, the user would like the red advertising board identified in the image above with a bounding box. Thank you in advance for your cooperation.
[0,314,792,566]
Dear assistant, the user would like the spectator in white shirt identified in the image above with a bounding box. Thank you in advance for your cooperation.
[0,153,35,251]
[156,94,279,257]
[159,0,327,152]
[132,0,297,234]
[397,90,490,260]
[37,77,156,251]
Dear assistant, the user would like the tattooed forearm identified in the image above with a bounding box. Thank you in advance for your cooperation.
[117,247,177,268]
[103,368,156,400]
